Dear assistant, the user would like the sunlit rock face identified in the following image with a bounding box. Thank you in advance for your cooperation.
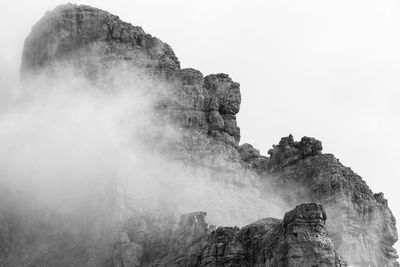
[1,3,397,267]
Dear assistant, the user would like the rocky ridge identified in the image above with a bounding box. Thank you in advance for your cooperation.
[261,135,398,266]
[0,3,397,267]
[129,204,345,266]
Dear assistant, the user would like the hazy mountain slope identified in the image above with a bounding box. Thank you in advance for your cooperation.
[0,3,397,266]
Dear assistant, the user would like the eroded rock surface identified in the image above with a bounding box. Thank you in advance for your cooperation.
[132,204,345,266]
[0,3,397,267]
[21,4,241,156]
[261,135,399,267]
[21,4,180,77]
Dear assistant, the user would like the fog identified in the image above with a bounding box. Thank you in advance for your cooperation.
[0,64,288,230]
[0,60,298,264]
[0,0,399,254]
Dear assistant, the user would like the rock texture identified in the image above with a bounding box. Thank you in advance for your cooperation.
[21,3,241,158]
[0,3,397,267]
[260,135,399,267]
[21,4,180,77]
[125,204,345,266]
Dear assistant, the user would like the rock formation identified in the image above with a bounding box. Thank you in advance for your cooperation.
[261,135,399,266]
[0,3,397,267]
[135,204,345,266]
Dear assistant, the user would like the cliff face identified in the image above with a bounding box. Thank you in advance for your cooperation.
[260,135,399,267]
[21,3,241,156]
[1,3,397,267]
[131,204,345,266]
[21,4,180,77]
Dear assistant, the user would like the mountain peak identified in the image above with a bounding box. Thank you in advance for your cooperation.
[2,4,398,266]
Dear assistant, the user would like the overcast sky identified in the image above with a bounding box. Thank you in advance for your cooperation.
[0,0,399,250]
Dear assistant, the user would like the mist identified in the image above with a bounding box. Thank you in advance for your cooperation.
[0,63,288,243]
[0,0,399,262]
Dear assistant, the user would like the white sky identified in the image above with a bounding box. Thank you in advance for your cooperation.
[0,0,399,251]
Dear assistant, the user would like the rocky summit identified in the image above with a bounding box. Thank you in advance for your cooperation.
[0,3,398,267]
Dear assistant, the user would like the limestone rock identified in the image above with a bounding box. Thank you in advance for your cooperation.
[239,143,261,162]
[21,5,245,171]
[21,4,180,78]
[238,143,268,171]
[263,136,399,266]
[204,73,241,116]
[145,204,345,266]
[274,203,345,267]
[267,134,322,171]
[2,3,397,267]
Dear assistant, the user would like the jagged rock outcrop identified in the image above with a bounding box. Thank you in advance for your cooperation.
[239,143,268,171]
[21,3,241,158]
[260,135,399,267]
[266,134,322,171]
[20,4,246,190]
[0,3,396,267]
[130,204,345,266]
[21,4,180,78]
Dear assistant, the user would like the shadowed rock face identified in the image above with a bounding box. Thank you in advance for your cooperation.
[1,3,397,267]
[130,204,345,266]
